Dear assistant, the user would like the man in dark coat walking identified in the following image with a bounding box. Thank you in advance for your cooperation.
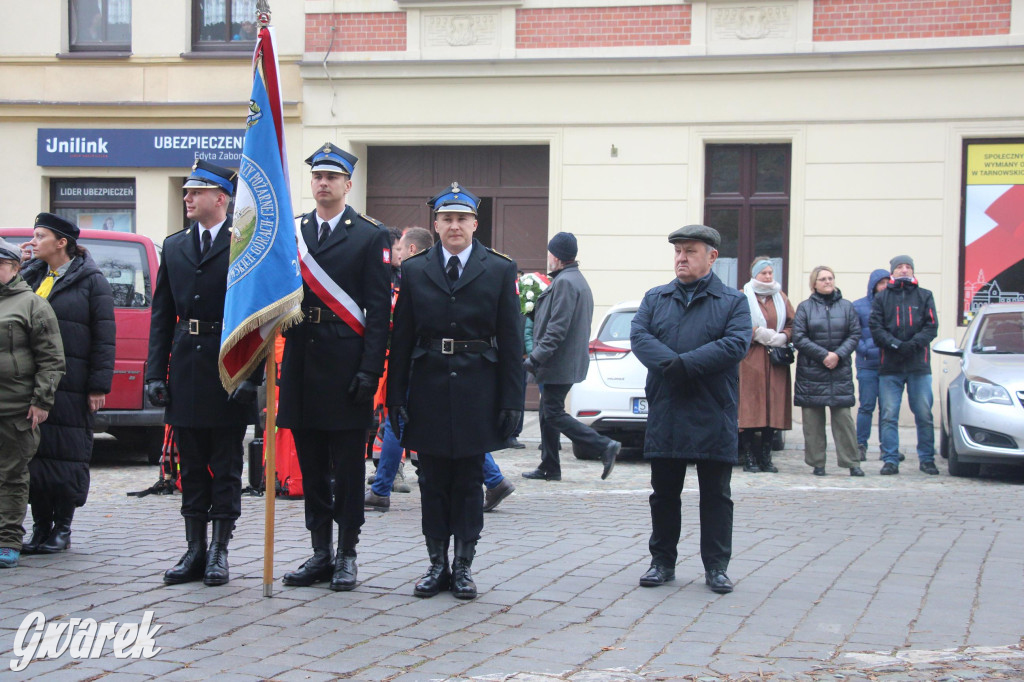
[523,231,620,481]
[278,143,392,591]
[630,225,750,594]
[387,182,522,599]
[147,160,258,587]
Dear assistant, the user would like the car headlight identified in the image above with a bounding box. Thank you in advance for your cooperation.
[965,378,1013,405]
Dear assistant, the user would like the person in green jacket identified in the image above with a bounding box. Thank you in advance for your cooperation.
[0,237,65,569]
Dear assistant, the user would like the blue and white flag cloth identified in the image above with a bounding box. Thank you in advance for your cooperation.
[219,26,302,393]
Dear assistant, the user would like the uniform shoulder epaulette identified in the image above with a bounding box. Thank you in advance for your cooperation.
[403,248,428,261]
[166,226,191,240]
[360,213,383,227]
[486,246,513,262]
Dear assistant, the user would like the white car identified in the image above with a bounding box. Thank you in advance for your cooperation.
[566,301,648,460]
[933,302,1024,477]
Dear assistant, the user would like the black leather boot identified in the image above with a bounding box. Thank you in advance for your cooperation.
[21,507,53,555]
[164,518,208,585]
[282,525,333,587]
[451,538,477,600]
[740,431,759,473]
[757,428,779,473]
[413,536,450,598]
[330,546,358,592]
[37,503,74,554]
[203,520,233,586]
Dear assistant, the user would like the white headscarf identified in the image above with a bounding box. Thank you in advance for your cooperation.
[742,260,786,332]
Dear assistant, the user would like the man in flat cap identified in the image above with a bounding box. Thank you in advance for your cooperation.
[869,254,938,476]
[630,225,750,594]
[278,143,391,591]
[147,159,258,586]
[387,182,522,599]
[523,231,620,482]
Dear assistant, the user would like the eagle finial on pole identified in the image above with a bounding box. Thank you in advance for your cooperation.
[256,0,271,29]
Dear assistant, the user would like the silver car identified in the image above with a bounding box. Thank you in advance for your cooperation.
[566,301,648,459]
[933,302,1024,477]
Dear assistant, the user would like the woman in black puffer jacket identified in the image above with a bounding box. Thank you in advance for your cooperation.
[20,213,115,554]
[792,266,862,477]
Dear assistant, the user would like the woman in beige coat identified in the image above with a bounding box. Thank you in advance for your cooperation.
[737,256,794,473]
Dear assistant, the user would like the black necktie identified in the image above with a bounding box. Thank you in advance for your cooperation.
[318,222,330,247]
[446,255,460,283]
[200,229,212,257]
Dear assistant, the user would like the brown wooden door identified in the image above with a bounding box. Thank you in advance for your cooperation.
[704,144,791,290]
[365,145,549,272]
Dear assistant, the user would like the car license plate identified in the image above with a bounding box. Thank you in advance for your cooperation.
[632,398,648,414]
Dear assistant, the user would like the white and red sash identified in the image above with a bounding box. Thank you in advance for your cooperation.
[296,221,366,336]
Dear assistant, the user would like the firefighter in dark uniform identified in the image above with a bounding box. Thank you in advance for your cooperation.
[278,143,391,591]
[146,160,259,586]
[387,182,523,599]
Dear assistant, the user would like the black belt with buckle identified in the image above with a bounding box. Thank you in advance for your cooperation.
[417,337,494,355]
[302,306,344,324]
[178,319,222,335]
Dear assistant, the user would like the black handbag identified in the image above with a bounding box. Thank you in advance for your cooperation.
[767,343,795,366]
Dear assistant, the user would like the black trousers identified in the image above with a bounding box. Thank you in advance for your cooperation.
[539,382,611,475]
[648,458,733,572]
[175,426,246,522]
[418,453,484,542]
[292,428,366,550]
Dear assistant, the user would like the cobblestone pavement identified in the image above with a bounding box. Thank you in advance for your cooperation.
[1,416,1022,681]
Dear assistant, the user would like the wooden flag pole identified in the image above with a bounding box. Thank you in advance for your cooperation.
[262,345,278,597]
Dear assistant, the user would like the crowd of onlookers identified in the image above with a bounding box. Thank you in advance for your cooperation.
[737,254,938,478]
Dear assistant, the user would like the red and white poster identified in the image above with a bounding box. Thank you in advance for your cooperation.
[961,140,1024,324]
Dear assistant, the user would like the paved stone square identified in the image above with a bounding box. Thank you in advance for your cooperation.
[2,416,1022,680]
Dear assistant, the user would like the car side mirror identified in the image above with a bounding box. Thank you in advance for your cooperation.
[932,338,963,357]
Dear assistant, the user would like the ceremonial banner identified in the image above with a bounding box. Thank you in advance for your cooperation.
[219,25,302,392]
[961,139,1024,324]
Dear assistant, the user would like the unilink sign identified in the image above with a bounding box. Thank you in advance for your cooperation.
[38,129,244,168]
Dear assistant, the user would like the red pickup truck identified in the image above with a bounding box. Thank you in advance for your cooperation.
[0,228,165,463]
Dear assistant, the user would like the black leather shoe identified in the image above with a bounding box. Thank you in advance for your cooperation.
[506,437,526,449]
[203,520,233,586]
[639,564,675,587]
[601,441,621,480]
[880,462,899,475]
[451,539,477,599]
[21,520,52,555]
[522,468,560,481]
[282,525,333,587]
[37,504,74,554]
[164,519,207,585]
[330,550,358,591]
[414,537,450,598]
[919,461,940,475]
[705,569,734,594]
[812,466,826,476]
[850,467,865,477]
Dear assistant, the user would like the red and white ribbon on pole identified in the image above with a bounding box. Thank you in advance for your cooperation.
[296,230,366,336]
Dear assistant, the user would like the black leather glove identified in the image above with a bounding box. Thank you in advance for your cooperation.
[897,341,917,357]
[229,380,257,406]
[146,380,170,407]
[348,371,378,404]
[661,356,688,384]
[523,357,536,375]
[497,409,522,440]
[388,405,408,438]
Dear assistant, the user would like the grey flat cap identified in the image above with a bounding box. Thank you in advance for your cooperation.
[668,224,721,249]
[0,237,21,261]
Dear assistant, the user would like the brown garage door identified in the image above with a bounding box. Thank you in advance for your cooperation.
[365,145,550,273]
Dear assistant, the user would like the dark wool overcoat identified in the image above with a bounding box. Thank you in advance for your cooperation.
[387,240,523,457]
[23,254,115,507]
[146,219,256,428]
[278,206,392,431]
[630,273,751,463]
